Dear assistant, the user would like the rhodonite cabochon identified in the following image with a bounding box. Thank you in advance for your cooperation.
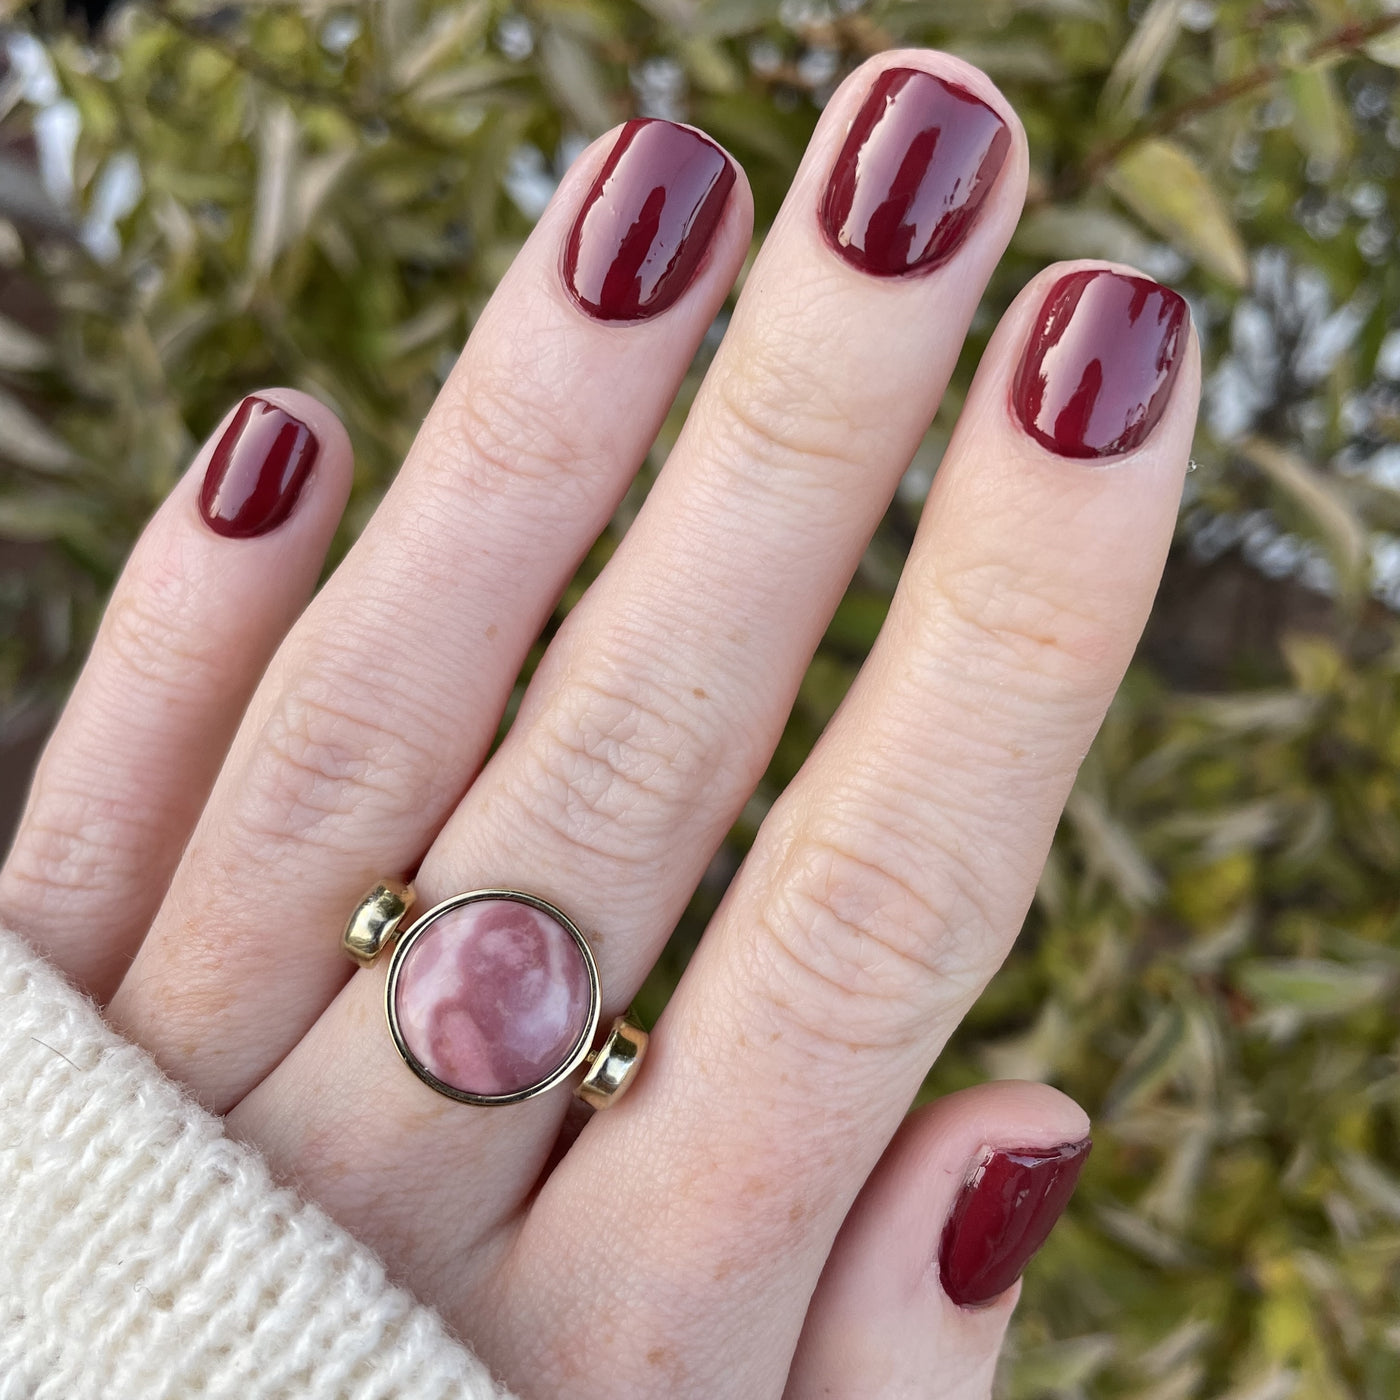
[392,897,595,1098]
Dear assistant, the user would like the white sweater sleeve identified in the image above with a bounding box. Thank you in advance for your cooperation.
[0,925,519,1400]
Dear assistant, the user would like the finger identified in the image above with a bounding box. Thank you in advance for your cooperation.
[785,1083,1090,1400]
[231,50,1028,1277]
[109,120,751,1102]
[0,392,350,997]
[520,260,1199,1390]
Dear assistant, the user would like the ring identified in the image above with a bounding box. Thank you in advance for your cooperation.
[342,882,647,1109]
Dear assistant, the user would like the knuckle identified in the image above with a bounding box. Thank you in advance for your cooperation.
[514,663,726,867]
[237,654,446,849]
[425,368,610,513]
[102,544,222,694]
[753,812,998,1054]
[926,555,1120,693]
[706,340,867,491]
[0,799,124,906]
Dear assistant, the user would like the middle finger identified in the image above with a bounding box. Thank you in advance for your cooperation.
[234,51,1027,1296]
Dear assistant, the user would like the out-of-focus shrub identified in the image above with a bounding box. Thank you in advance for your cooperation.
[1,2,1398,1394]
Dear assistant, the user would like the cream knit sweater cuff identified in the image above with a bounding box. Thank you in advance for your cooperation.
[0,925,517,1400]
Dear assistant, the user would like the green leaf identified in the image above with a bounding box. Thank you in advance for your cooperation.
[678,36,743,94]
[1095,1203,1198,1266]
[1239,437,1368,599]
[1003,1336,1117,1397]
[1101,0,1186,124]
[247,101,299,279]
[0,313,52,372]
[1066,786,1164,907]
[1103,1004,1189,1119]
[1280,634,1344,696]
[825,593,890,651]
[538,28,616,136]
[0,389,75,473]
[1213,1367,1303,1400]
[943,38,1066,82]
[1238,958,1394,1019]
[1336,1151,1400,1222]
[0,494,82,540]
[389,1,491,92]
[1107,137,1250,287]
[1364,24,1400,68]
[1287,66,1351,175]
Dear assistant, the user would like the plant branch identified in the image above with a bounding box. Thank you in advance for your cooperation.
[1059,12,1400,199]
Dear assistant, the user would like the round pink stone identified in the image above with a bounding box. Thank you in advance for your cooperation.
[393,899,593,1097]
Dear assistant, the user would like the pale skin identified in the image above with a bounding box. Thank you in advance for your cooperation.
[1,50,1199,1400]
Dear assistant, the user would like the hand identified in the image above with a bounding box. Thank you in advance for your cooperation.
[2,50,1198,1399]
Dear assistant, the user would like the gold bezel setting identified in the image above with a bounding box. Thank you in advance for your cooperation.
[343,882,645,1108]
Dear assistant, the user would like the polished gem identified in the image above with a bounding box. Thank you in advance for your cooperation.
[394,899,593,1097]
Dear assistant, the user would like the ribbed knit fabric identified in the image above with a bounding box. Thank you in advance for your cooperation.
[0,925,517,1400]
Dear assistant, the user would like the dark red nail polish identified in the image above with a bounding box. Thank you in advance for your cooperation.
[1012,269,1189,458]
[563,119,735,323]
[938,1138,1090,1308]
[819,67,1010,277]
[199,396,319,538]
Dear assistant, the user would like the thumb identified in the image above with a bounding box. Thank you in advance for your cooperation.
[784,1080,1090,1400]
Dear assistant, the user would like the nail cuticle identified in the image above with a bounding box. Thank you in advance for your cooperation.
[938,1136,1091,1309]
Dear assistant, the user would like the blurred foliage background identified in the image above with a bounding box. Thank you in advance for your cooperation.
[2,0,1400,1395]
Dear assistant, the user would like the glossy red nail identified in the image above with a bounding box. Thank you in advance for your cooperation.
[819,67,1010,277]
[1013,269,1189,458]
[199,396,319,539]
[563,119,735,323]
[938,1138,1090,1308]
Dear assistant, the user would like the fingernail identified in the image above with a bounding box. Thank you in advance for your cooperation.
[1012,269,1189,458]
[199,396,319,539]
[563,119,735,323]
[938,1138,1090,1308]
[819,67,1010,277]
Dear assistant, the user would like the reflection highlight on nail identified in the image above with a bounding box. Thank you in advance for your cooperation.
[563,119,735,322]
[938,1138,1090,1307]
[1012,269,1189,458]
[819,67,1010,277]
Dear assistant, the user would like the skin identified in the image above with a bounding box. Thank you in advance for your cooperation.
[0,51,1199,1399]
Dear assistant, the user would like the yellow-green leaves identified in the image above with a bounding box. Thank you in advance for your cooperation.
[1101,0,1187,124]
[0,314,51,373]
[1364,20,1400,68]
[1107,137,1250,287]
[1239,958,1395,1030]
[0,389,74,474]
[5,6,1400,1396]
[1287,64,1351,175]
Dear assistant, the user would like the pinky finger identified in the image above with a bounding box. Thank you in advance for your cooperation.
[0,391,351,998]
[785,1081,1091,1400]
